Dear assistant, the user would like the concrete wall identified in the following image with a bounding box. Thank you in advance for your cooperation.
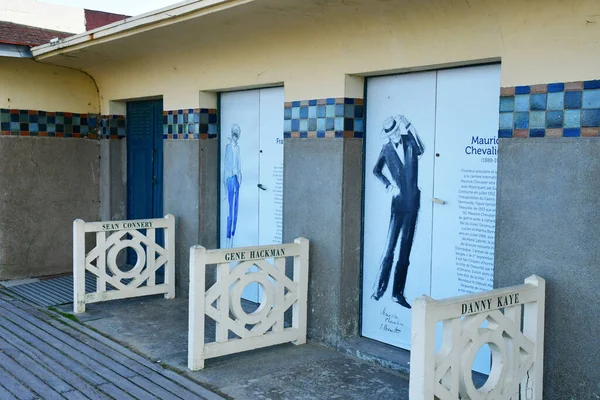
[283,139,363,345]
[0,58,98,113]
[495,138,600,399]
[0,137,100,279]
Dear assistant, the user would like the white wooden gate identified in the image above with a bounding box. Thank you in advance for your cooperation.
[409,275,545,400]
[73,215,175,313]
[188,238,309,370]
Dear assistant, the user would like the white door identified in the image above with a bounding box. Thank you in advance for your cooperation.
[220,87,284,303]
[362,65,500,364]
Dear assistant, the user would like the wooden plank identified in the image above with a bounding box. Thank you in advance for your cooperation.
[85,283,170,303]
[2,298,219,400]
[84,217,170,232]
[0,319,108,387]
[96,383,137,400]
[0,352,63,400]
[205,242,300,264]
[0,364,37,400]
[62,390,89,400]
[0,338,74,394]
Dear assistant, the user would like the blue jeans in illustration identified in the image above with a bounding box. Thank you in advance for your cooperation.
[226,175,240,239]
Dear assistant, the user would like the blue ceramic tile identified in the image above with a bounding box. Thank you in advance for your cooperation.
[530,94,547,111]
[284,120,291,132]
[284,108,292,120]
[354,131,364,138]
[355,119,364,132]
[546,111,563,128]
[29,131,38,137]
[317,118,325,131]
[547,92,564,110]
[344,118,354,131]
[177,109,183,115]
[10,122,19,131]
[317,105,326,118]
[284,132,291,139]
[498,129,513,138]
[300,131,307,138]
[163,125,169,134]
[584,80,600,90]
[345,98,355,104]
[308,106,317,119]
[564,91,582,109]
[200,113,208,124]
[548,83,565,93]
[334,117,344,131]
[515,86,531,94]
[499,112,513,129]
[308,118,317,131]
[73,117,80,125]
[529,128,545,137]
[325,118,334,130]
[291,120,299,131]
[291,107,300,119]
[344,105,354,118]
[167,115,173,124]
[514,112,529,129]
[29,123,38,132]
[326,105,335,118]
[10,113,19,122]
[38,123,47,132]
[73,125,81,134]
[529,111,546,128]
[499,96,514,112]
[564,128,581,137]
[583,90,600,109]
[20,122,28,131]
[299,119,308,132]
[299,106,308,119]
[309,100,317,106]
[335,104,345,117]
[0,122,9,130]
[581,109,600,127]
[326,98,335,105]
[29,115,38,123]
[208,113,217,124]
[564,110,581,128]
[515,95,530,112]
[194,113,200,123]
[354,105,364,119]
[208,124,218,135]
[317,131,326,138]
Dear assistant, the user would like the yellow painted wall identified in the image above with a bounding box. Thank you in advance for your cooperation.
[59,0,600,110]
[0,58,99,113]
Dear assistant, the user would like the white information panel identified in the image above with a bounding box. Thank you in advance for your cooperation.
[220,88,284,303]
[362,65,501,364]
[362,71,437,350]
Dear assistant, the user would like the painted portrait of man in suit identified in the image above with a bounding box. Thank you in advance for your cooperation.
[371,115,425,309]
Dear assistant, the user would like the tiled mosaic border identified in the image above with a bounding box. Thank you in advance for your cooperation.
[499,80,600,138]
[163,108,218,140]
[0,109,125,139]
[284,98,364,139]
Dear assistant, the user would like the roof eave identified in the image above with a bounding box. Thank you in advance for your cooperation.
[32,0,254,60]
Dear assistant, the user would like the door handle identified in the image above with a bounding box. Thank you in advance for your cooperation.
[257,184,267,191]
[432,197,446,205]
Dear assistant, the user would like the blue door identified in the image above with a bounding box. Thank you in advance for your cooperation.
[126,100,164,273]
[127,99,164,221]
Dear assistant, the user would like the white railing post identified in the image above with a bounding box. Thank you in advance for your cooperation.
[409,296,437,400]
[165,214,176,299]
[523,275,545,400]
[188,245,206,371]
[73,219,86,314]
[293,237,309,345]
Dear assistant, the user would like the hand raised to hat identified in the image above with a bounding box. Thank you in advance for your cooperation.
[397,115,410,127]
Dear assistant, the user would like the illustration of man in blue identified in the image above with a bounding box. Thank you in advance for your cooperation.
[372,115,425,309]
[224,124,242,248]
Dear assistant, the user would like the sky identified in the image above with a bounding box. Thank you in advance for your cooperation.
[40,0,184,16]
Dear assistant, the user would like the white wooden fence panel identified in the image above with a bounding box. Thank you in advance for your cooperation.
[188,238,309,370]
[409,275,545,400]
[73,214,176,313]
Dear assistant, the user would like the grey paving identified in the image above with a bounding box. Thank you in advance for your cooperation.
[0,291,221,400]
[65,295,410,399]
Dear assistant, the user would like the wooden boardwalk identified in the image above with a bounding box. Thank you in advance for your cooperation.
[0,291,222,400]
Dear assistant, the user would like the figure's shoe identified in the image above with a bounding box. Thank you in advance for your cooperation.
[371,292,382,301]
[392,295,411,309]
